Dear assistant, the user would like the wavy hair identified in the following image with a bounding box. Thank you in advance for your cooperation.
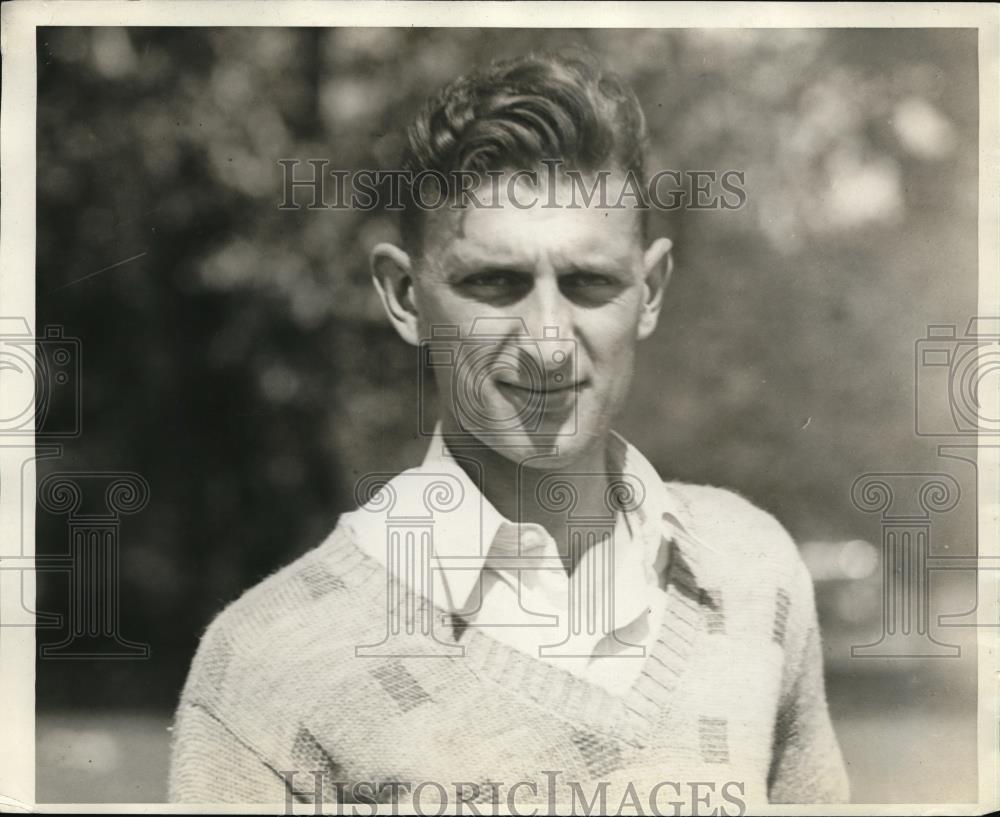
[399,51,649,254]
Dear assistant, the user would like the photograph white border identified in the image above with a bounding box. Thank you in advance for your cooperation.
[2,2,997,813]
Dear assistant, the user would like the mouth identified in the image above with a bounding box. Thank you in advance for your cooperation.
[494,379,588,416]
[495,379,586,396]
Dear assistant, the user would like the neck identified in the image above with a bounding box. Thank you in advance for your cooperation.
[438,421,620,571]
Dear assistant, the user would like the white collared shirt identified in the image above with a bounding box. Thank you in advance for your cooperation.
[345,427,678,694]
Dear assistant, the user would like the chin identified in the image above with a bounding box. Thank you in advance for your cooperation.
[471,426,602,468]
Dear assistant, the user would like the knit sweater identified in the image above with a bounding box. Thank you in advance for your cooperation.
[168,482,849,808]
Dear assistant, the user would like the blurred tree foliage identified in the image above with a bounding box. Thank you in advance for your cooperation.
[35,28,977,708]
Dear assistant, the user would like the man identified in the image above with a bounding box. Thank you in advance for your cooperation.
[169,52,849,808]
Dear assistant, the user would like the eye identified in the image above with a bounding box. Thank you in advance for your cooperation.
[560,270,619,289]
[558,269,626,305]
[460,270,531,290]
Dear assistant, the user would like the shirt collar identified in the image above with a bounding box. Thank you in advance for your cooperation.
[422,424,701,613]
[344,423,708,612]
[415,428,509,611]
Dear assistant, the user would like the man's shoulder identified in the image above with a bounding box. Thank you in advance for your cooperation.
[178,522,376,704]
[663,480,807,580]
[211,523,363,627]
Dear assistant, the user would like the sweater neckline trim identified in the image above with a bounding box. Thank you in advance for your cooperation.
[320,505,709,751]
[453,540,705,750]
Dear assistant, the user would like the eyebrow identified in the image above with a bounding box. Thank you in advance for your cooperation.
[549,247,634,275]
[564,258,630,275]
[444,242,535,273]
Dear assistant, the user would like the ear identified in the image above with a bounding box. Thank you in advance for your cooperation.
[371,242,420,346]
[636,237,673,341]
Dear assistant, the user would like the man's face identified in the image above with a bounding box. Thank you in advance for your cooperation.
[405,171,668,467]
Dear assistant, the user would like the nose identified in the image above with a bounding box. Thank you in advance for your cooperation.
[517,277,576,386]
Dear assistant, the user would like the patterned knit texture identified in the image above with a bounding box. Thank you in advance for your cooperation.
[168,483,850,807]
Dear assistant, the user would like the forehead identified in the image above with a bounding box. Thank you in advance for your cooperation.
[421,171,645,270]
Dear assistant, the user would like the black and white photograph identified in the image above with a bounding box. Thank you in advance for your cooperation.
[1,2,998,813]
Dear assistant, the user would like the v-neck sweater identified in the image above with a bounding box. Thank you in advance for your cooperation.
[168,482,849,807]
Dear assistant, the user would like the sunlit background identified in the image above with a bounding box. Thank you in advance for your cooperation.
[34,27,980,803]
